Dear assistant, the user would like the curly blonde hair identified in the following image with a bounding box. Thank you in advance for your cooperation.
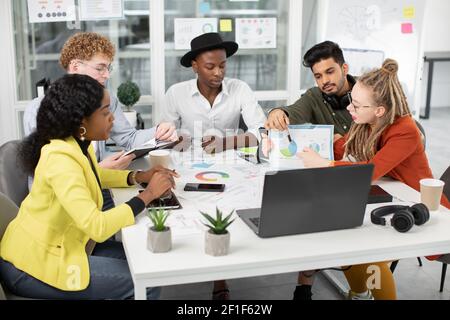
[59,32,115,70]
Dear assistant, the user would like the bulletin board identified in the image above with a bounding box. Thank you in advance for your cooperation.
[318,0,426,117]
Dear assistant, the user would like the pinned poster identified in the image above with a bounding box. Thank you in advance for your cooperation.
[401,23,413,34]
[235,18,277,49]
[220,19,233,32]
[174,18,218,50]
[27,0,76,23]
[79,0,124,21]
[403,6,415,19]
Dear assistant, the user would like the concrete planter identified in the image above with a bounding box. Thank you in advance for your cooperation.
[147,227,172,253]
[123,110,137,128]
[205,230,230,257]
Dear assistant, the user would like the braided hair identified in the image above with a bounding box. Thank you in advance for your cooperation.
[345,59,411,161]
[19,74,104,174]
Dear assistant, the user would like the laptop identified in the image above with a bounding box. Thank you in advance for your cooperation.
[237,164,374,238]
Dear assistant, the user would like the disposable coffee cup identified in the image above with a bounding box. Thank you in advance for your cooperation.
[420,179,445,211]
[148,150,171,168]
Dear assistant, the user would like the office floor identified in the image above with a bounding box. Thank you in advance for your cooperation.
[160,108,450,300]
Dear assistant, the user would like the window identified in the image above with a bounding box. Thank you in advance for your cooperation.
[164,0,289,92]
[12,0,151,100]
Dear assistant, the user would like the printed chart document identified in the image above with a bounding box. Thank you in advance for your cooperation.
[269,125,334,168]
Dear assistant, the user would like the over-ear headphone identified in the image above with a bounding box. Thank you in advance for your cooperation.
[322,92,351,110]
[370,204,429,233]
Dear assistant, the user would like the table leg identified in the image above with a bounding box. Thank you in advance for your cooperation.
[134,282,147,300]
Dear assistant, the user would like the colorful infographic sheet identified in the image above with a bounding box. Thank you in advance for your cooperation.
[269,125,334,161]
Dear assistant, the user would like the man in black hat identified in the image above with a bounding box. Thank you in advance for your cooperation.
[163,32,266,154]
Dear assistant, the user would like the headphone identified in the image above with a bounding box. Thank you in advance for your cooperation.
[322,92,351,110]
[370,204,430,233]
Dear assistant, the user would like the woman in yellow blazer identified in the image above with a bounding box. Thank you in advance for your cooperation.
[0,74,177,299]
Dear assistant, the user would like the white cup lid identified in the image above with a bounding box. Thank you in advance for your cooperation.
[420,179,445,187]
[149,149,170,156]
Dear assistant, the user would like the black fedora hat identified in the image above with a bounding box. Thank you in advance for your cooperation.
[180,32,238,68]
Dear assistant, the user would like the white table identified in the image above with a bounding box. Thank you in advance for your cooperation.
[112,151,450,300]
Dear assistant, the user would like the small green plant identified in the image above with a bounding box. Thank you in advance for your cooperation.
[147,208,170,232]
[117,80,141,112]
[200,207,235,235]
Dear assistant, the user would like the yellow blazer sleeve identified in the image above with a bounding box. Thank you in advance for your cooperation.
[87,145,131,189]
[44,152,135,243]
[98,167,132,189]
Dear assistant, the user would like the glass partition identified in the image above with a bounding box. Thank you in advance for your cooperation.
[12,0,152,101]
[164,0,289,92]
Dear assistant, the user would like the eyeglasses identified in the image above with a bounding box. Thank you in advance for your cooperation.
[347,92,376,113]
[78,61,113,75]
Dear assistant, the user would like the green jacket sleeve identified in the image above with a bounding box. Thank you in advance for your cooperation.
[279,91,315,124]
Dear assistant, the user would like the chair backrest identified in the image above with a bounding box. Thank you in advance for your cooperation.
[238,114,248,132]
[0,191,19,301]
[0,141,29,207]
[0,191,19,242]
[0,283,5,300]
[440,166,450,200]
[415,120,426,150]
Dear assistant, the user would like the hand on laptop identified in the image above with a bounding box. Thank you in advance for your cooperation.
[297,147,332,168]
[99,151,136,169]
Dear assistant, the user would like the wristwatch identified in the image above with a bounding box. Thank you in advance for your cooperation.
[129,170,142,185]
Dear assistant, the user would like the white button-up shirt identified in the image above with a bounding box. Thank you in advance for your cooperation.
[162,78,266,140]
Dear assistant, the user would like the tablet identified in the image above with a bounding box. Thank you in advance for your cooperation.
[122,146,157,159]
[139,191,182,210]
[148,193,182,210]
[122,140,179,160]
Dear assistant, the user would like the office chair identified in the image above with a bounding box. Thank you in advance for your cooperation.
[390,166,450,292]
[415,120,426,150]
[0,140,29,207]
[436,166,450,292]
[0,191,27,300]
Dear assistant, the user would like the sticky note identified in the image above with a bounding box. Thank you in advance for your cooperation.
[199,2,211,14]
[401,23,413,34]
[220,19,233,32]
[403,6,415,19]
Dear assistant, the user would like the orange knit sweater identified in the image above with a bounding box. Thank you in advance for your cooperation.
[333,116,450,209]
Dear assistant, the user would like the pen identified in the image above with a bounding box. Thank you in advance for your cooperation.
[286,127,293,143]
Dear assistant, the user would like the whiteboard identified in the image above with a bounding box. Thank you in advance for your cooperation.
[318,0,426,117]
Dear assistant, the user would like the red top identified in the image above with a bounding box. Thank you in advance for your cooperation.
[334,116,450,209]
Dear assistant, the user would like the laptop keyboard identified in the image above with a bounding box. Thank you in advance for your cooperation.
[250,217,260,227]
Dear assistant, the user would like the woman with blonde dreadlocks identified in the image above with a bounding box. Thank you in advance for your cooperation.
[298,58,450,300]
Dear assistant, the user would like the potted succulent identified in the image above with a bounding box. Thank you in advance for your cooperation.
[147,208,172,253]
[201,207,235,257]
[117,80,141,128]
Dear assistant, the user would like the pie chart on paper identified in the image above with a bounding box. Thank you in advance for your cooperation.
[195,171,230,182]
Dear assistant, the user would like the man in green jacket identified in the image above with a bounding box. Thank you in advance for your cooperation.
[265,41,356,300]
[265,41,355,138]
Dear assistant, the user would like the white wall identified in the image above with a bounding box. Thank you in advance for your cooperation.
[421,0,450,109]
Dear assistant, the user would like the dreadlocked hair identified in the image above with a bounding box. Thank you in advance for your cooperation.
[345,59,412,161]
